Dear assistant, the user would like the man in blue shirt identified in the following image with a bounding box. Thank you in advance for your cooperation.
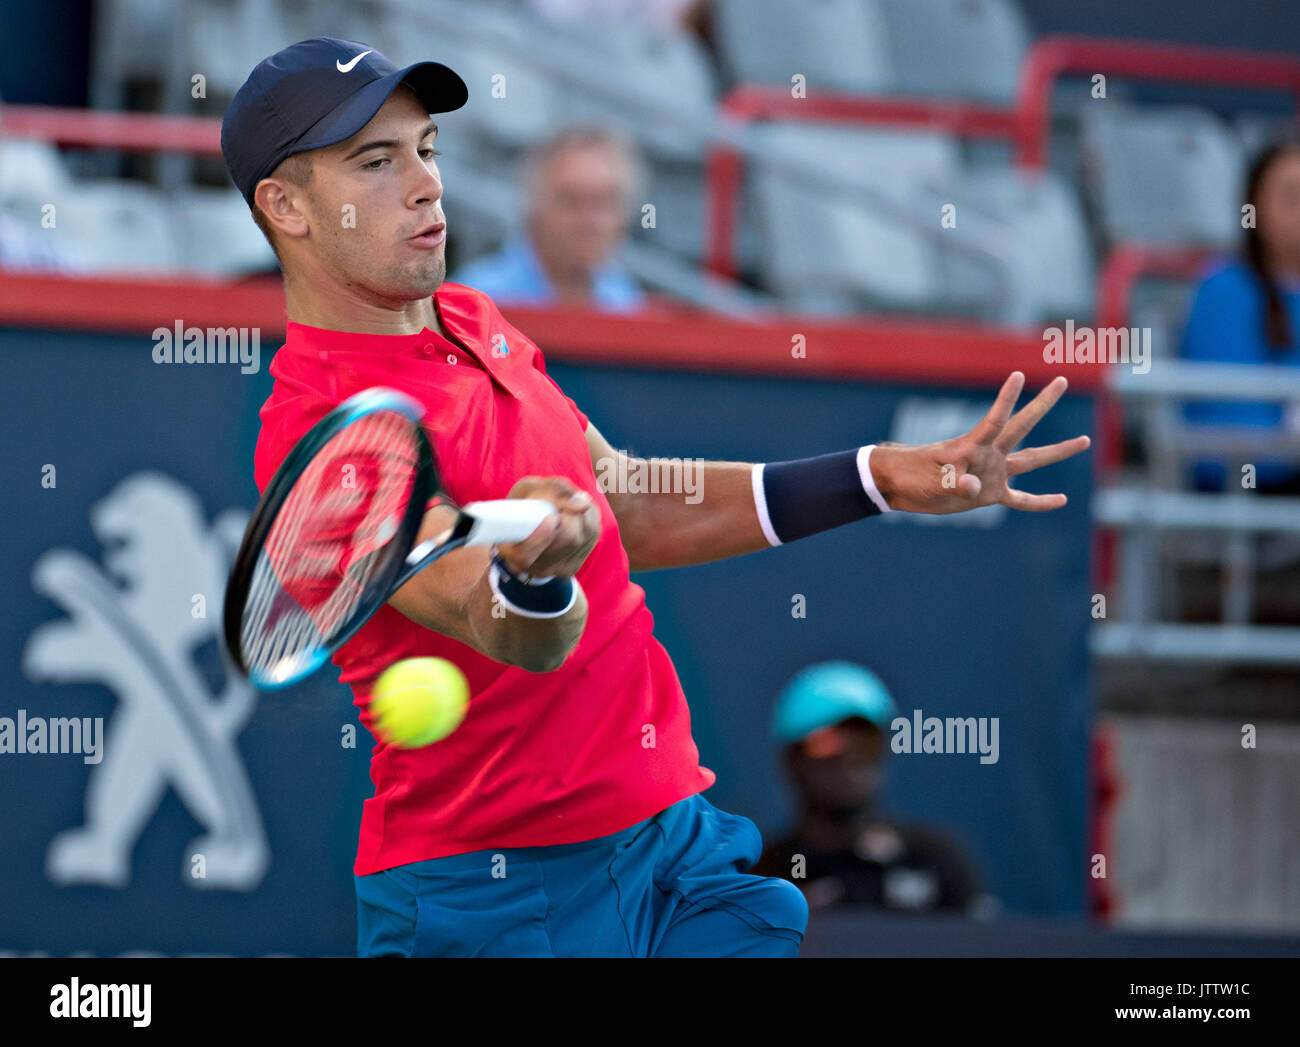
[454,127,646,312]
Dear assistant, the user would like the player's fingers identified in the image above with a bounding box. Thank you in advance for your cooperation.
[509,475,578,506]
[499,513,561,572]
[1006,434,1091,476]
[1001,488,1068,512]
[994,376,1068,453]
[524,502,599,577]
[562,489,593,513]
[968,371,1025,446]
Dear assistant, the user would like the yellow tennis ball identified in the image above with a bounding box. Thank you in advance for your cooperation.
[370,658,469,748]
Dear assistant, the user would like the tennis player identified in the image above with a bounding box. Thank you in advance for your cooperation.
[221,38,1089,958]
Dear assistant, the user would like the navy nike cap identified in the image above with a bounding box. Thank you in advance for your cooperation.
[221,37,468,207]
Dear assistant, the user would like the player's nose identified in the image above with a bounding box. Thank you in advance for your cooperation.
[408,159,443,208]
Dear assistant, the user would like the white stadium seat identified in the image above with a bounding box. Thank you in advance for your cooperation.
[556,23,719,162]
[1082,103,1246,248]
[713,0,896,95]
[879,0,1030,103]
[945,166,1096,324]
[405,10,561,147]
[0,138,76,208]
[168,187,277,276]
[41,181,179,274]
[750,122,961,312]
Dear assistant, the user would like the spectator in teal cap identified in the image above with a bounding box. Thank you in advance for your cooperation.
[750,661,990,916]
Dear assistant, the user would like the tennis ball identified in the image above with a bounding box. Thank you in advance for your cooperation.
[370,657,469,748]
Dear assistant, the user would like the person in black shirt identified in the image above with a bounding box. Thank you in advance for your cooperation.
[751,661,992,916]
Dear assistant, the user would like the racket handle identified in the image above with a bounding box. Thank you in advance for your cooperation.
[459,499,557,546]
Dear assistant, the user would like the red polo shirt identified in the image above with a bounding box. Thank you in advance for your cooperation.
[254,283,716,875]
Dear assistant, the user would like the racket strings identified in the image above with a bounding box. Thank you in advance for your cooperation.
[240,410,420,681]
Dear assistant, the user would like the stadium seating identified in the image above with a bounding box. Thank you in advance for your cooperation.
[878,0,1030,103]
[0,137,74,209]
[168,187,278,276]
[42,181,178,273]
[945,165,1095,324]
[1081,103,1246,248]
[556,22,719,160]
[713,0,896,94]
[17,0,1284,319]
[749,123,960,312]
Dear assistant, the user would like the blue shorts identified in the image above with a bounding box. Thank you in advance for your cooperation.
[354,792,808,957]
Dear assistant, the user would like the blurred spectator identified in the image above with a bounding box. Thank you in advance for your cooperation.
[750,661,990,917]
[1180,142,1300,493]
[452,127,646,312]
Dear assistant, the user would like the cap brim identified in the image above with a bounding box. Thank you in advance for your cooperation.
[291,61,468,155]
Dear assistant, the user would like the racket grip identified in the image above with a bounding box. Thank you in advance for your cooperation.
[459,499,557,546]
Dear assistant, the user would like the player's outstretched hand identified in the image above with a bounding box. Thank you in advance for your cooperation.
[496,476,601,577]
[870,372,1090,515]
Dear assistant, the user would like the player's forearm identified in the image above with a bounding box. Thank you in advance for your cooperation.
[390,498,591,673]
[611,446,897,570]
[395,554,587,673]
[466,566,588,673]
[610,460,771,571]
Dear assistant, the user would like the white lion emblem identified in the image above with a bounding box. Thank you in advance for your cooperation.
[23,472,268,891]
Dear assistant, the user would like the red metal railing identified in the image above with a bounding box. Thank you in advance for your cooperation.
[0,104,222,154]
[1016,35,1300,168]
[704,88,1018,279]
[1090,244,1215,597]
[1094,243,1213,471]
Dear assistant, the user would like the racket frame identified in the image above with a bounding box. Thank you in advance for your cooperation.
[223,388,434,687]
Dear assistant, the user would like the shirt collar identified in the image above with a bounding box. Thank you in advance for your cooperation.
[285,288,459,352]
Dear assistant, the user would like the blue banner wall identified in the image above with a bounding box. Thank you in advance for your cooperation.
[0,327,1092,955]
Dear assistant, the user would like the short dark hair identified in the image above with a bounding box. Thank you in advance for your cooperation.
[249,153,315,263]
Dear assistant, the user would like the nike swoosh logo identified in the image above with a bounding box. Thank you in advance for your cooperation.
[336,50,373,73]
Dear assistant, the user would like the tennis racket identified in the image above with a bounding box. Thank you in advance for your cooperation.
[223,386,556,689]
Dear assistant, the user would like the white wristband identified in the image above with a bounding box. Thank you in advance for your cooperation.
[750,463,781,547]
[857,445,893,514]
[487,553,578,619]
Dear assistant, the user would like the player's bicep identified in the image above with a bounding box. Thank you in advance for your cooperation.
[585,421,632,480]
[387,502,490,648]
[584,421,637,517]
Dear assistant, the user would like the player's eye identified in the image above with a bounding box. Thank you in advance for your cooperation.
[363,157,389,170]
[421,147,441,160]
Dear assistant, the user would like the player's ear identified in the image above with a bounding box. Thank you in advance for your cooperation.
[255,177,311,244]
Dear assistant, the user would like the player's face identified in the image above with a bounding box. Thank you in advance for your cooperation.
[790,719,886,815]
[1258,149,1300,264]
[308,88,448,300]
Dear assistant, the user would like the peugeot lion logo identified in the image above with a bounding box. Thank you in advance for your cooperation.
[23,472,269,891]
